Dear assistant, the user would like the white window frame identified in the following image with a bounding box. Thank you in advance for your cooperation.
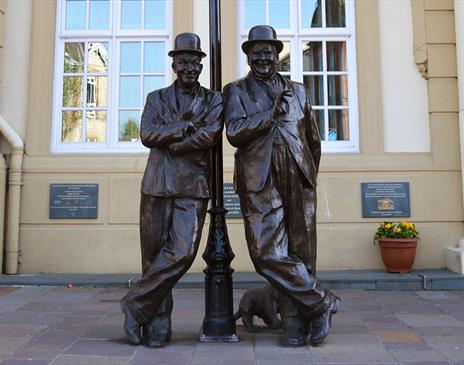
[52,0,173,154]
[238,0,359,153]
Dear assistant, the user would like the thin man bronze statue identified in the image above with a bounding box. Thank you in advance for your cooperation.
[120,33,223,347]
[224,25,340,347]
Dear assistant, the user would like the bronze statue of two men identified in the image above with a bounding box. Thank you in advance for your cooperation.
[120,26,340,348]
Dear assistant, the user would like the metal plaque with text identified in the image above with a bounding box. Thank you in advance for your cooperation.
[361,182,410,218]
[49,184,98,219]
[224,183,242,219]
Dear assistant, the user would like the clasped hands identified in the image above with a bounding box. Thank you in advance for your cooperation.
[272,90,292,119]
[168,110,199,153]
[180,110,197,137]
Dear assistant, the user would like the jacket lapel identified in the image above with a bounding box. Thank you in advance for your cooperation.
[164,82,179,123]
[189,86,206,120]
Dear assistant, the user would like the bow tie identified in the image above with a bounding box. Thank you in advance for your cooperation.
[177,83,199,97]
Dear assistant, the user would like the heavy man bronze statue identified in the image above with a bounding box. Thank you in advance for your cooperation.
[224,25,340,347]
[120,33,223,347]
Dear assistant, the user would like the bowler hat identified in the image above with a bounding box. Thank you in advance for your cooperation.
[241,25,284,54]
[168,32,206,58]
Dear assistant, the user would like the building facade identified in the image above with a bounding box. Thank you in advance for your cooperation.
[0,0,463,274]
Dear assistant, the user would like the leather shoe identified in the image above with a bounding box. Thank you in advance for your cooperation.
[143,315,172,347]
[121,301,142,345]
[309,295,340,346]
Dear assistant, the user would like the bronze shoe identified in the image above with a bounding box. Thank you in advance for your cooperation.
[121,300,142,345]
[143,315,172,348]
[309,295,341,346]
[278,293,308,347]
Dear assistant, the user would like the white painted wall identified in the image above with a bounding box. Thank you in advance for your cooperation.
[0,0,31,144]
[193,0,211,89]
[378,0,430,153]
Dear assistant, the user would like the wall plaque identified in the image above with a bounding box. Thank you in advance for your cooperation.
[361,182,410,218]
[224,183,242,218]
[49,184,98,219]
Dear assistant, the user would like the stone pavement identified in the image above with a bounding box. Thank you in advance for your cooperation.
[0,287,463,365]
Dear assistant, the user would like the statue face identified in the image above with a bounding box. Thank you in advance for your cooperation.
[172,53,203,89]
[247,42,279,79]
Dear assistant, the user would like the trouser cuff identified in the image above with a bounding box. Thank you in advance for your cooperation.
[304,289,338,321]
[121,296,150,325]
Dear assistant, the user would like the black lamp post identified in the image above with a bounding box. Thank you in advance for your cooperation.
[200,0,239,342]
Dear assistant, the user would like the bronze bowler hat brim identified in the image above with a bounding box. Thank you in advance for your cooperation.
[168,32,206,58]
[241,25,284,54]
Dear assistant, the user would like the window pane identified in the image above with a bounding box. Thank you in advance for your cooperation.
[145,0,165,29]
[120,42,141,73]
[86,111,107,142]
[62,111,83,142]
[277,42,290,72]
[87,42,109,73]
[303,75,324,106]
[63,76,83,107]
[269,0,289,28]
[314,109,325,140]
[326,0,346,27]
[89,0,110,29]
[144,42,164,73]
[87,76,108,107]
[65,0,86,30]
[119,110,140,141]
[301,0,322,28]
[245,0,265,29]
[328,109,349,140]
[327,42,346,71]
[303,42,322,72]
[64,43,85,73]
[120,76,141,107]
[328,75,348,106]
[121,0,142,29]
[144,76,165,101]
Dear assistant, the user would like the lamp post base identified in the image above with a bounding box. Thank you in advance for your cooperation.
[200,331,240,343]
[201,207,238,342]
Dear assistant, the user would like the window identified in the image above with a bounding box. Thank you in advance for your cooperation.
[53,0,172,153]
[239,0,359,153]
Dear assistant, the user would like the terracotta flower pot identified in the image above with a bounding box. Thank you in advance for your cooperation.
[378,238,419,274]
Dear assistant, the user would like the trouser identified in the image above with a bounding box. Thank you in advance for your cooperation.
[121,194,208,325]
[239,138,328,321]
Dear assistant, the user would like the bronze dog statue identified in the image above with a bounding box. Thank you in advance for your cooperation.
[234,284,281,332]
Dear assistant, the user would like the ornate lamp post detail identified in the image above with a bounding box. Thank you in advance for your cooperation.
[200,0,239,342]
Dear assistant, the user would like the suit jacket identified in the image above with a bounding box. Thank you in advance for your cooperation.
[224,72,321,194]
[140,81,223,198]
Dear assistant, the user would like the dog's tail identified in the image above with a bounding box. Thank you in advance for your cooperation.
[233,310,241,321]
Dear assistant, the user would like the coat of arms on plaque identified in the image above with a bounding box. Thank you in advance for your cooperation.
[377,198,394,211]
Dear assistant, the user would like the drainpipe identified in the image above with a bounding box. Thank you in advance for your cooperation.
[0,115,24,274]
[456,1,464,188]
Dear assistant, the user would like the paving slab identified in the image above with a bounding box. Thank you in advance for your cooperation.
[63,339,136,357]
[0,288,462,364]
[389,348,448,363]
[422,335,464,362]
[51,355,131,365]
[397,314,464,328]
[311,342,397,364]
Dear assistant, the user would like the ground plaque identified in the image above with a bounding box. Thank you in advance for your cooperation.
[224,183,242,218]
[49,184,98,219]
[361,182,410,218]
